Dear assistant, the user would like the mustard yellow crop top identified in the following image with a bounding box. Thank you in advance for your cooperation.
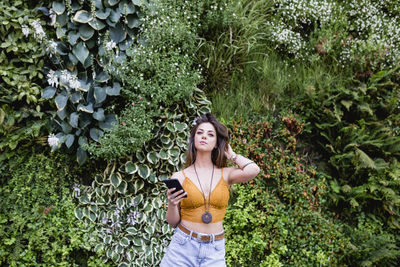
[180,168,229,223]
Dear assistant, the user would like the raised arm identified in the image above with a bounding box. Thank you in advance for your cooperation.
[224,144,261,185]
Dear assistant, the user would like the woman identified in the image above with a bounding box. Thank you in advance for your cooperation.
[160,113,260,267]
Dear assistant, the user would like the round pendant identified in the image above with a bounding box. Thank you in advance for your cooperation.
[202,211,212,224]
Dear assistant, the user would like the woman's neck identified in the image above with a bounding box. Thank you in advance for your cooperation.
[193,151,214,169]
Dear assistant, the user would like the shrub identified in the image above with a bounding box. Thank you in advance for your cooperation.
[0,152,105,266]
[224,114,348,266]
[0,0,49,158]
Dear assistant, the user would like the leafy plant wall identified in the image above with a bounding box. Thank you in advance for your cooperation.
[40,0,145,164]
[0,1,49,159]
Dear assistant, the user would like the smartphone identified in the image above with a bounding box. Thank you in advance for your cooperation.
[162,178,187,198]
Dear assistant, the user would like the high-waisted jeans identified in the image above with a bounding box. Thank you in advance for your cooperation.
[160,226,226,267]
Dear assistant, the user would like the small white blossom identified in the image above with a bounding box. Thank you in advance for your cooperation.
[46,40,58,54]
[47,133,60,147]
[69,76,80,90]
[60,70,70,84]
[49,9,57,27]
[105,40,117,51]
[47,70,58,87]
[31,20,46,40]
[72,184,81,198]
[21,25,29,37]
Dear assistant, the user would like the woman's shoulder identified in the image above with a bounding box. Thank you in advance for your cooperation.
[171,169,186,184]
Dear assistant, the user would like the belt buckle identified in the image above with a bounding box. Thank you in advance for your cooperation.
[196,233,210,242]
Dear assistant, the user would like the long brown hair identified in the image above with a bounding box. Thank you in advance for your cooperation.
[184,113,229,168]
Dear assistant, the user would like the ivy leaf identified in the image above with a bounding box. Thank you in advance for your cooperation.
[90,127,103,141]
[73,42,89,65]
[68,31,80,46]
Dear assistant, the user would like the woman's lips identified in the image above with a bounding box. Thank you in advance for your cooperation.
[200,141,207,145]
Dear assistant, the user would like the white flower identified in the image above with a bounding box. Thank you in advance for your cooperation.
[47,133,60,147]
[46,40,58,54]
[21,25,29,37]
[69,76,80,90]
[105,40,117,51]
[49,9,57,27]
[31,20,46,40]
[47,70,59,88]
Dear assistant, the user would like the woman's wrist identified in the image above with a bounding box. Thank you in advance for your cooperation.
[229,153,238,163]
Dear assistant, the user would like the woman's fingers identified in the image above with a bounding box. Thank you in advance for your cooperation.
[167,188,187,205]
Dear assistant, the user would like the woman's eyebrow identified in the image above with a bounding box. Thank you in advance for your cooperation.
[197,128,215,133]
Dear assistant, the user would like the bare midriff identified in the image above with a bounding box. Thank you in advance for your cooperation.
[180,220,224,234]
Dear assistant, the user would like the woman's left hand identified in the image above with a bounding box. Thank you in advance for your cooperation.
[225,144,235,160]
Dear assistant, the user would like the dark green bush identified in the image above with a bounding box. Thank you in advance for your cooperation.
[224,114,348,266]
[0,152,106,266]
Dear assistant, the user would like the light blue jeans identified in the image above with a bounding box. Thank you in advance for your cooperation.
[160,226,226,267]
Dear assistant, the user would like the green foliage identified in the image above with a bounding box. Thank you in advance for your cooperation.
[224,114,348,266]
[0,0,48,157]
[343,213,400,267]
[296,69,400,265]
[87,0,207,161]
[0,152,105,266]
[38,0,145,164]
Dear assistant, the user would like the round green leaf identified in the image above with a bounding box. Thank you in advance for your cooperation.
[68,31,80,45]
[147,151,159,164]
[106,82,121,96]
[95,72,110,83]
[73,42,89,65]
[158,149,168,160]
[138,164,150,179]
[73,10,93,23]
[74,207,84,220]
[126,14,141,28]
[93,108,105,121]
[70,112,79,128]
[90,127,103,141]
[77,147,88,165]
[94,86,106,103]
[125,161,138,174]
[55,94,68,111]
[133,180,144,194]
[96,8,111,19]
[116,180,128,194]
[65,134,75,148]
[120,237,130,248]
[88,18,106,30]
[42,86,56,99]
[53,1,66,15]
[110,173,122,188]
[109,23,126,43]
[126,227,138,235]
[99,114,117,130]
[79,24,95,41]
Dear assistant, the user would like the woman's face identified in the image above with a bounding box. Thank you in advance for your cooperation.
[194,122,217,152]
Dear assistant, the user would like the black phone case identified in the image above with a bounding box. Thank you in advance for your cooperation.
[163,179,187,198]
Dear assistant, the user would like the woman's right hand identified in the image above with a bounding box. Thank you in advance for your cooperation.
[167,188,187,207]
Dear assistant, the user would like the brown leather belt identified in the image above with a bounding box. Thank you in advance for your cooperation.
[178,224,225,242]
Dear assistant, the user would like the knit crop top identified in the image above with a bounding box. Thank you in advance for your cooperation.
[180,168,229,223]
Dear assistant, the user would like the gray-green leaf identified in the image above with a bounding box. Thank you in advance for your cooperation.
[73,10,93,23]
[73,42,89,65]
